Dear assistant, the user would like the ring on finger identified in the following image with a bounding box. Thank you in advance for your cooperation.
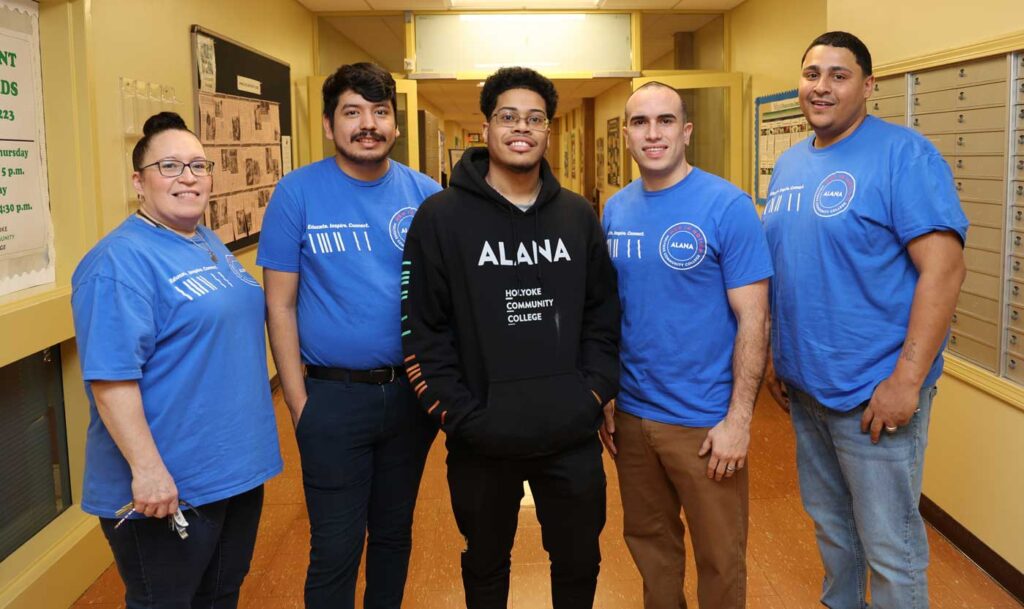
[885,425,898,433]
[725,465,736,472]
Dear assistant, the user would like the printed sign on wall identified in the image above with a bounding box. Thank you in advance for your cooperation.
[0,1,55,297]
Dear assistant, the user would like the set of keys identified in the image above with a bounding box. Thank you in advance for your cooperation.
[114,502,191,539]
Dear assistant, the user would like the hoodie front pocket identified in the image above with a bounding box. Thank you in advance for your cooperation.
[461,372,600,458]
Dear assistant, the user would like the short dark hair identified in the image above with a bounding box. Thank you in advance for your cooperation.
[626,81,688,122]
[322,62,397,124]
[802,31,873,76]
[131,112,193,170]
[479,67,558,119]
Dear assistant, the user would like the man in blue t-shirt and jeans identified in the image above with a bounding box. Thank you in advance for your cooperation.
[601,82,773,609]
[257,63,441,609]
[763,32,968,609]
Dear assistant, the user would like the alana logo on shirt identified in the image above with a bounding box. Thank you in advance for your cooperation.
[812,171,856,218]
[658,222,707,271]
[226,254,260,287]
[389,207,416,250]
[478,238,572,266]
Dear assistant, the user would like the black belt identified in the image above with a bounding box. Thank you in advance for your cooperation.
[306,365,403,384]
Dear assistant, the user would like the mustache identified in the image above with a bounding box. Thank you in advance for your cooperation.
[351,130,386,142]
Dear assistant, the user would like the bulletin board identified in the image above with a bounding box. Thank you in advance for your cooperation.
[754,90,810,206]
[191,25,292,251]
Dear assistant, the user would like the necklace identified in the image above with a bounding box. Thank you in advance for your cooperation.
[136,210,218,263]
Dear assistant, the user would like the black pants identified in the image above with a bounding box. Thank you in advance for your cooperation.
[100,485,264,609]
[297,376,436,609]
[446,436,606,609]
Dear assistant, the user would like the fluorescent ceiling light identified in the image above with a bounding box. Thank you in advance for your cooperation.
[459,13,588,22]
[452,1,599,9]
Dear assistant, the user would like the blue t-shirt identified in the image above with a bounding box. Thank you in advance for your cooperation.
[763,115,968,410]
[603,168,774,427]
[71,216,283,517]
[257,158,441,368]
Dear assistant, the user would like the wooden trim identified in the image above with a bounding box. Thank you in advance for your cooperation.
[920,494,1024,604]
[876,30,1024,77]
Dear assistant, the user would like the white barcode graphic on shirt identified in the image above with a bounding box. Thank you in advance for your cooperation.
[306,230,377,257]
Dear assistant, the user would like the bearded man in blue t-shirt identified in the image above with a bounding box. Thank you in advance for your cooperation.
[601,82,773,609]
[763,32,968,609]
[257,63,441,609]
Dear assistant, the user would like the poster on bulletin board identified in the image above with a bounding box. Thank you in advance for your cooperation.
[0,0,54,297]
[191,26,291,252]
[754,90,811,206]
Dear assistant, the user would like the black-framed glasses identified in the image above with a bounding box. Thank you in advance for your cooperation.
[139,159,215,178]
[490,110,550,130]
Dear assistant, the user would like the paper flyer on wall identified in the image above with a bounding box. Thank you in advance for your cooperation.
[196,34,216,93]
[0,12,56,297]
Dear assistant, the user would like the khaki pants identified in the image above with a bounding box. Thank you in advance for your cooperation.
[614,410,748,609]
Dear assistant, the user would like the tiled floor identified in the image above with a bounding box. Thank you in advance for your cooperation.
[73,388,1022,609]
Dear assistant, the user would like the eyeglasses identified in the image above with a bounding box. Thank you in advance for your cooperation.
[491,110,550,130]
[139,159,215,178]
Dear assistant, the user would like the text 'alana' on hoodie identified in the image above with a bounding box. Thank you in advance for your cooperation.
[401,147,621,459]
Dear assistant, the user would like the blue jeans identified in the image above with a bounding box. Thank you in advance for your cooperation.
[788,385,936,609]
[296,375,436,609]
[100,485,264,609]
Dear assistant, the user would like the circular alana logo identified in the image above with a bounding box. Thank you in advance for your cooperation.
[659,222,707,271]
[389,207,417,250]
[225,254,260,287]
[812,171,856,218]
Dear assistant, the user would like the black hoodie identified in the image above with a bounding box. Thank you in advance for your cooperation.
[401,147,620,459]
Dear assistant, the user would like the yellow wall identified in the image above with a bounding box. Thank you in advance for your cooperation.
[694,15,725,72]
[593,80,632,211]
[828,0,1024,66]
[727,0,827,192]
[0,1,319,607]
[317,17,377,75]
[930,371,1024,569]
[824,4,1024,572]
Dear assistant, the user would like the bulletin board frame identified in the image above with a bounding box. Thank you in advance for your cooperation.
[754,89,809,206]
[190,25,291,252]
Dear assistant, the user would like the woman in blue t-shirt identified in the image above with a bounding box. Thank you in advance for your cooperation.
[70,112,282,608]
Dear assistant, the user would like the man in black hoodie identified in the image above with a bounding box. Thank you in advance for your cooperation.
[401,67,621,609]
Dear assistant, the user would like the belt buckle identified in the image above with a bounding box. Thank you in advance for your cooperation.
[374,367,396,385]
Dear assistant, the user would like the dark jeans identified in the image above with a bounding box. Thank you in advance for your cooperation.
[99,485,264,609]
[447,436,607,609]
[296,375,436,609]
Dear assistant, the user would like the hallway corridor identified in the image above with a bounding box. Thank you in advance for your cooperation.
[72,389,1021,609]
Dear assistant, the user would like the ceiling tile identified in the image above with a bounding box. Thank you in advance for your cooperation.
[365,0,449,8]
[296,0,372,11]
[599,0,679,8]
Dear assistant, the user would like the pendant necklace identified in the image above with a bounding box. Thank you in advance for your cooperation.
[136,210,218,263]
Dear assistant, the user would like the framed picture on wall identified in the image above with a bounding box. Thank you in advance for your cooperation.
[596,137,605,185]
[449,148,466,170]
[467,133,482,143]
[570,131,576,179]
[607,117,621,186]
